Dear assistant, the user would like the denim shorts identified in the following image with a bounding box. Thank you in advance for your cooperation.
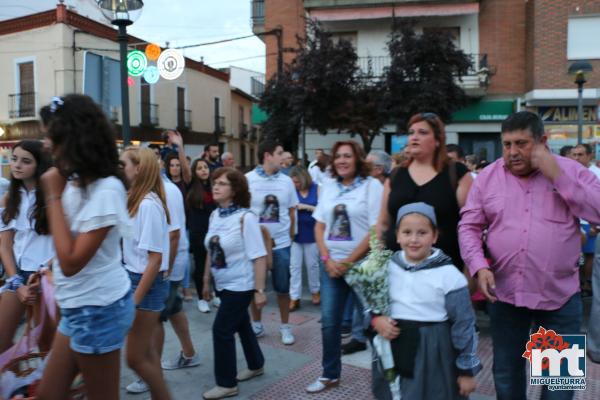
[160,280,183,322]
[0,269,38,293]
[58,290,134,354]
[128,270,169,312]
[271,246,291,294]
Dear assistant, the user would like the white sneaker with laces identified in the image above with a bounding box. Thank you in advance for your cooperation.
[126,378,149,393]
[197,299,210,313]
[280,324,295,345]
[212,296,221,308]
[252,321,265,337]
[161,351,201,370]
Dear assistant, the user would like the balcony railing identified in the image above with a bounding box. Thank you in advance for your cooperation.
[356,53,490,91]
[252,0,265,24]
[177,109,192,130]
[239,123,249,139]
[250,126,258,141]
[141,102,159,126]
[251,76,265,97]
[357,56,391,78]
[215,116,226,134]
[9,92,36,119]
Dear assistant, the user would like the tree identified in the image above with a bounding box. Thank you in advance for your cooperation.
[260,20,362,151]
[259,70,299,151]
[336,68,386,153]
[380,21,472,133]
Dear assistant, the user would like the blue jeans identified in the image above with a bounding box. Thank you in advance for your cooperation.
[487,293,582,400]
[351,292,366,343]
[320,261,354,379]
[342,293,354,328]
[271,246,291,294]
[588,237,600,362]
[212,290,264,388]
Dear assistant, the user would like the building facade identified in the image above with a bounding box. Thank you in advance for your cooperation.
[252,0,600,161]
[0,4,260,169]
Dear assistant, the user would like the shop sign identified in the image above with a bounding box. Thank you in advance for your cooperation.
[537,106,597,123]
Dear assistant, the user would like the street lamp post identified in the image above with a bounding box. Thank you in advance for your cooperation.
[97,0,144,147]
[568,60,593,145]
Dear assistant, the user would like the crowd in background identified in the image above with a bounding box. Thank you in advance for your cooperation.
[1,94,600,400]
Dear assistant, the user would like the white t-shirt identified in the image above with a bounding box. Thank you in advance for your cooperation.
[53,176,133,308]
[313,177,383,260]
[204,209,266,292]
[0,188,55,271]
[589,164,600,181]
[388,250,467,321]
[246,169,298,250]
[163,179,189,282]
[123,193,170,274]
[309,165,333,187]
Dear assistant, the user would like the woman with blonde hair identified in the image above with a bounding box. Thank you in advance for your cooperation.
[288,166,320,310]
[120,147,172,400]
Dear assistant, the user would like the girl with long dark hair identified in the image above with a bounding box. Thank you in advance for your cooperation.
[36,95,134,400]
[186,158,216,312]
[0,140,54,353]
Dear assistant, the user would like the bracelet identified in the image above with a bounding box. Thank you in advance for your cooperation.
[45,195,62,204]
[320,254,330,262]
[254,288,265,294]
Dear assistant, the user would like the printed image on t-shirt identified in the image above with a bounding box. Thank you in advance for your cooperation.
[209,235,227,269]
[260,194,280,223]
[328,204,352,241]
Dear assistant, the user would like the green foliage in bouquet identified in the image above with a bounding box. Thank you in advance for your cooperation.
[344,228,393,316]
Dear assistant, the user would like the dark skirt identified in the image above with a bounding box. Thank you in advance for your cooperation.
[371,321,467,400]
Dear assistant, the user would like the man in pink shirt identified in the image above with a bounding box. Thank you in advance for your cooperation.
[459,111,600,400]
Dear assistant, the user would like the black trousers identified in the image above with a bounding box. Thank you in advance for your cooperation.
[212,290,264,388]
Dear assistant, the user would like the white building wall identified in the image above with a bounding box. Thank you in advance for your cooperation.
[319,13,479,58]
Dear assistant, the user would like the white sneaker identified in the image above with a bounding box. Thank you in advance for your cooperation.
[252,322,265,337]
[197,299,210,313]
[126,378,149,393]
[212,296,221,308]
[280,324,295,345]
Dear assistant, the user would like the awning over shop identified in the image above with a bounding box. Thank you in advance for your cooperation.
[308,2,479,22]
[252,103,268,125]
[451,100,514,122]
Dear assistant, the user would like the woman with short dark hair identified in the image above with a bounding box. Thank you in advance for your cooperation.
[201,167,268,400]
[306,141,384,393]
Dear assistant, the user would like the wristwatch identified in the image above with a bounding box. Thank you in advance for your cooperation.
[255,288,265,294]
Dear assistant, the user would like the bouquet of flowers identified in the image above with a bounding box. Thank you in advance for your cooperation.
[344,228,393,315]
[344,229,400,399]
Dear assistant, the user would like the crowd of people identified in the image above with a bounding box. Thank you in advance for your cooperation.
[0,93,600,400]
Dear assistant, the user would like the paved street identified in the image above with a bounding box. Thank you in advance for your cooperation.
[120,291,600,400]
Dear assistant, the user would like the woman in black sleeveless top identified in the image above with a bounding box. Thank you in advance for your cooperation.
[379,113,473,268]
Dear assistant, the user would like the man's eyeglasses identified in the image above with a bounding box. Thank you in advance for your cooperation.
[421,112,439,119]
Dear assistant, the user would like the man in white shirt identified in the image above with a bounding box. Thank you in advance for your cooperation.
[246,140,298,345]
